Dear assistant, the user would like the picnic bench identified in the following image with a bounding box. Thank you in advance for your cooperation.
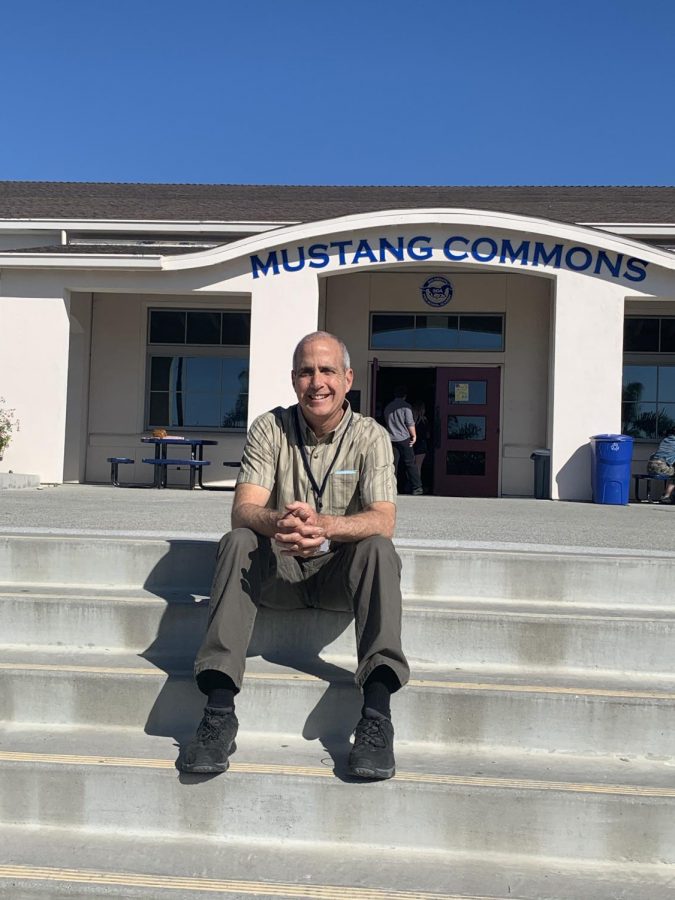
[633,472,672,502]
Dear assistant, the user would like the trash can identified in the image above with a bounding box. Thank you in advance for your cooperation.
[530,449,551,499]
[590,434,634,505]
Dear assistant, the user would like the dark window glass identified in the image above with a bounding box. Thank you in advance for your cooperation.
[658,404,675,435]
[446,451,486,476]
[220,359,249,428]
[458,316,504,350]
[658,366,675,400]
[622,402,658,439]
[183,357,221,393]
[414,316,459,350]
[371,315,416,349]
[371,313,502,351]
[660,319,675,352]
[448,380,487,404]
[346,389,361,412]
[150,356,173,391]
[148,392,170,427]
[222,312,251,345]
[447,415,486,440]
[622,366,657,402]
[624,318,659,352]
[187,311,221,344]
[182,393,222,427]
[148,356,248,429]
[149,310,185,344]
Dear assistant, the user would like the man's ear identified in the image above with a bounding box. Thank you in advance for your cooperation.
[345,368,354,391]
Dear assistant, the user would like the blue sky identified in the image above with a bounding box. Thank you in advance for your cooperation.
[1,0,673,186]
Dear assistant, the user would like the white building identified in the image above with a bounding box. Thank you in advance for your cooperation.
[1,182,675,500]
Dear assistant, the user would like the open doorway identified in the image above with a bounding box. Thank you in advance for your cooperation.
[375,366,436,495]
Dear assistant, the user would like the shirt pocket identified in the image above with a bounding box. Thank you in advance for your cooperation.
[329,469,361,514]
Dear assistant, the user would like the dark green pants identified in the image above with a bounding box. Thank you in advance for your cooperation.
[194,528,410,693]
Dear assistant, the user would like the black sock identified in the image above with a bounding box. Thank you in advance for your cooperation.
[207,687,235,710]
[199,670,238,711]
[362,666,399,719]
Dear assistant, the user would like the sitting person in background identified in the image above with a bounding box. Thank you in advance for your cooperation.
[647,427,675,504]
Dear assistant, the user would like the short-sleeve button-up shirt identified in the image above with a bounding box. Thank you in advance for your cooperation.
[236,403,396,516]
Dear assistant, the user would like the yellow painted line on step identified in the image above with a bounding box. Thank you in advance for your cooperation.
[2,662,675,701]
[0,865,509,899]
[1,750,674,798]
[409,678,675,700]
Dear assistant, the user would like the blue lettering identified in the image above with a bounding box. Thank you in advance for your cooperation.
[443,236,469,261]
[499,239,530,266]
[352,238,377,265]
[593,250,622,278]
[308,243,329,269]
[281,246,306,273]
[472,237,498,262]
[407,236,433,261]
[532,242,563,268]
[250,250,280,279]
[330,240,353,266]
[624,257,649,283]
[379,236,405,262]
[565,246,593,272]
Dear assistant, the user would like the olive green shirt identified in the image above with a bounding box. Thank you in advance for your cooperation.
[236,403,396,516]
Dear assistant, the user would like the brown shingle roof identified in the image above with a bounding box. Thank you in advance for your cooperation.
[1,182,675,225]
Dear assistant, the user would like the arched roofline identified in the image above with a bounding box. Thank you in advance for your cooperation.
[161,207,675,272]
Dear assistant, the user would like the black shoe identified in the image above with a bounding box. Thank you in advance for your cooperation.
[179,706,238,774]
[659,496,673,505]
[348,710,395,780]
[412,488,424,495]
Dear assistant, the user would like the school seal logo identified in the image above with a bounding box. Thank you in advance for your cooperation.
[421,275,453,308]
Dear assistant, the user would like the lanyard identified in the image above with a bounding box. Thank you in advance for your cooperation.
[293,406,353,512]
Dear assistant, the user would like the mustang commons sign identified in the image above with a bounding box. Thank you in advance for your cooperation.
[250,234,648,283]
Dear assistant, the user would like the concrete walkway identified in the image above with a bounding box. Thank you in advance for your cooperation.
[1,483,674,554]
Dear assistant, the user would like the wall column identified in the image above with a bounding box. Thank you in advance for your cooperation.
[549,272,625,500]
[0,275,70,483]
[247,272,320,423]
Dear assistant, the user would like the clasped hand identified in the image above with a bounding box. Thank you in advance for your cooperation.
[274,501,327,557]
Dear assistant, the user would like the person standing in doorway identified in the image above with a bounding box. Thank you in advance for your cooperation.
[383,387,423,495]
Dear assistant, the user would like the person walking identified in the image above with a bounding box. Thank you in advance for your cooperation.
[383,388,423,495]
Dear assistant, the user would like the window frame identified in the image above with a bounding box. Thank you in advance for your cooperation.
[145,307,250,433]
[369,311,505,352]
[622,315,675,442]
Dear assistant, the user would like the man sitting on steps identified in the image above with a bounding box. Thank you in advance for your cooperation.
[179,330,410,780]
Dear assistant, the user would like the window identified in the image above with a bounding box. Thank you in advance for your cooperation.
[370,313,504,351]
[622,316,675,440]
[147,309,250,430]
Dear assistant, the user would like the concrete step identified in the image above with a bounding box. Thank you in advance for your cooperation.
[2,533,675,607]
[4,584,675,677]
[1,726,673,865]
[2,650,675,758]
[3,825,674,900]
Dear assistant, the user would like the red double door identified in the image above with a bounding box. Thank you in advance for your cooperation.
[433,367,501,497]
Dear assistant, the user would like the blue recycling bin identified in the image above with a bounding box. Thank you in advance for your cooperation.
[590,434,634,505]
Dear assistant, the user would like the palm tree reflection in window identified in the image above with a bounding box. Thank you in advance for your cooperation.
[447,416,486,440]
[622,381,675,440]
[222,367,249,429]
